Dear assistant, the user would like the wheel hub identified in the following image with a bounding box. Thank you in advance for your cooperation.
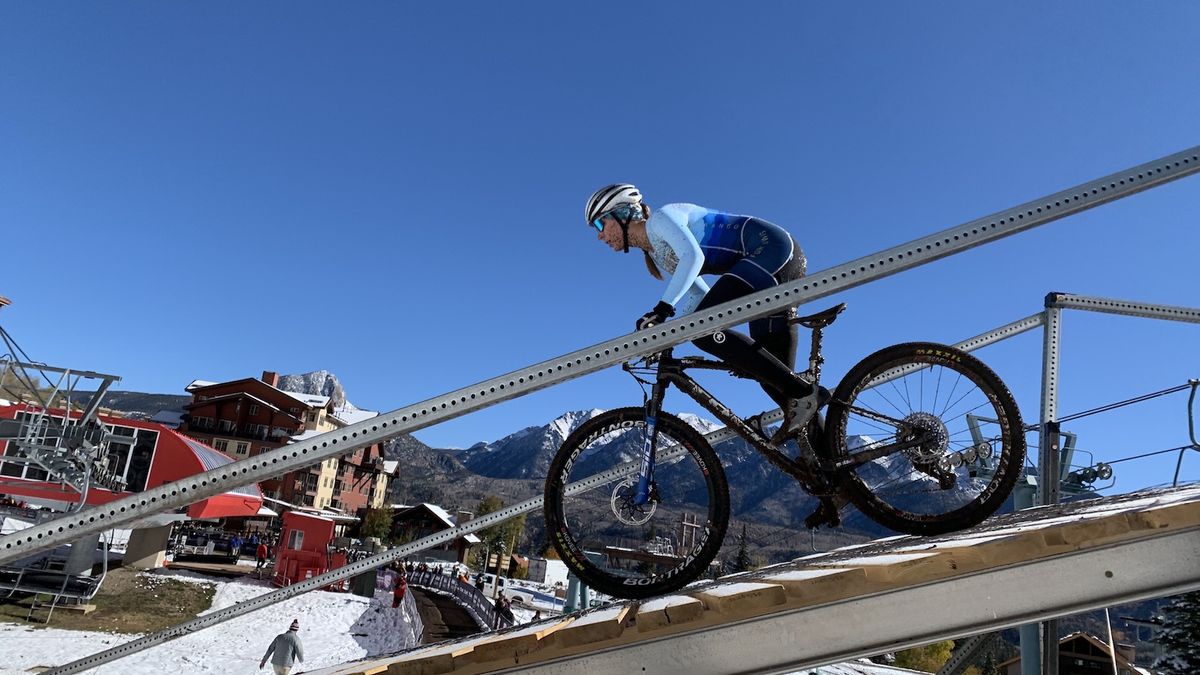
[611,477,656,525]
[899,411,950,464]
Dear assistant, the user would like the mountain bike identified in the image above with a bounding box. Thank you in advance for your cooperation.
[543,303,1026,599]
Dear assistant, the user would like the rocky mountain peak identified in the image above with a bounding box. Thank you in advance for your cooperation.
[278,370,350,409]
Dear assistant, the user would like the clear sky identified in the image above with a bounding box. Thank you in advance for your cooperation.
[3,3,1198,495]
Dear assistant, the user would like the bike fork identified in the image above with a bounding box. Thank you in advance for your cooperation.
[635,379,666,506]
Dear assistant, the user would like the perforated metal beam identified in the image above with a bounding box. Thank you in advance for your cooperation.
[2,146,1198,566]
[1047,293,1200,324]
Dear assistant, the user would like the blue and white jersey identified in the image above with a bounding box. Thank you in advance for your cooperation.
[645,203,796,315]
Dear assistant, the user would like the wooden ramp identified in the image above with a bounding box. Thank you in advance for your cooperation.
[307,485,1200,675]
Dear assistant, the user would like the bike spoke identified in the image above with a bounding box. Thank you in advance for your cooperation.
[830,345,1023,532]
[548,411,724,597]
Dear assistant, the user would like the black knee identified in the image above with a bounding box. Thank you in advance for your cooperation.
[693,329,744,362]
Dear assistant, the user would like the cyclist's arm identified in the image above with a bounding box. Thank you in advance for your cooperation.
[647,204,705,310]
[674,278,710,315]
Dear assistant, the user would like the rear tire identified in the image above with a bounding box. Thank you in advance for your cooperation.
[543,408,729,599]
[825,343,1025,535]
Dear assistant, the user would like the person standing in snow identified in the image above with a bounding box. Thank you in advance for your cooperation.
[260,619,304,674]
[392,571,408,609]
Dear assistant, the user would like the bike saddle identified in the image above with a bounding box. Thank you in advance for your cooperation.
[791,302,847,329]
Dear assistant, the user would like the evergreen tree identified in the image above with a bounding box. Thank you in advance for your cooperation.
[473,495,527,572]
[359,507,393,543]
[1153,591,1200,674]
[731,524,754,572]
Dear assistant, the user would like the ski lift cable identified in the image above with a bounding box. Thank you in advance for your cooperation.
[1055,383,1193,424]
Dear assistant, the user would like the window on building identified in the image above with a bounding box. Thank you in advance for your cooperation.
[126,429,157,492]
[213,439,229,453]
[289,407,299,414]
[234,442,249,456]
[248,404,259,416]
[305,474,318,492]
[302,495,314,506]
[287,528,304,550]
[218,419,235,432]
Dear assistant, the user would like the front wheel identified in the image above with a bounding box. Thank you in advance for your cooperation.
[825,343,1026,535]
[543,408,729,599]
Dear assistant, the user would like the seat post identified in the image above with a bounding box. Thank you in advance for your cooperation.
[807,326,826,382]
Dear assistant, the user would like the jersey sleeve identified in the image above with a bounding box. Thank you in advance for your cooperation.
[649,204,706,310]
[674,277,710,315]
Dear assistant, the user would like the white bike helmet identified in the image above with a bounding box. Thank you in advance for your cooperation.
[586,183,643,253]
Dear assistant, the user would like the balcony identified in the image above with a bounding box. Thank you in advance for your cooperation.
[183,419,296,443]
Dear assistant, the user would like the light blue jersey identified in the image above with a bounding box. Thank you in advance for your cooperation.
[645,203,798,315]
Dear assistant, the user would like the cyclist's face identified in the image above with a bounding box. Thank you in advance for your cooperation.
[597,216,624,251]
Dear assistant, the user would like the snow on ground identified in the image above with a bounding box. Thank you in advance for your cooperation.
[0,568,420,675]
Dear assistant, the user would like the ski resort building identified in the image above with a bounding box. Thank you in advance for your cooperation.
[178,371,395,514]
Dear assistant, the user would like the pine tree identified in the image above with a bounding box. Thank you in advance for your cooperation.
[359,507,393,542]
[731,524,754,572]
[1153,591,1200,674]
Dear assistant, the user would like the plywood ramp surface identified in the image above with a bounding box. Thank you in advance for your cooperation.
[307,485,1200,675]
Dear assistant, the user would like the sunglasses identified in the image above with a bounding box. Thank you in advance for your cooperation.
[590,203,639,232]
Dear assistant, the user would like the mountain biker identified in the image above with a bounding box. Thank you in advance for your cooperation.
[585,183,823,441]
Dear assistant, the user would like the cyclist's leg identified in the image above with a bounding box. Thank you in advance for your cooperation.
[750,312,799,405]
[692,222,810,401]
[749,233,806,382]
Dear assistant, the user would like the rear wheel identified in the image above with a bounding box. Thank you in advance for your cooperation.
[543,408,729,599]
[825,343,1025,535]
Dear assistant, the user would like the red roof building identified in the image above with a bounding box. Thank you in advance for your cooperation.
[0,404,262,519]
[179,371,394,513]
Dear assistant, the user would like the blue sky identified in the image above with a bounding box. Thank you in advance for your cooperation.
[3,3,1198,494]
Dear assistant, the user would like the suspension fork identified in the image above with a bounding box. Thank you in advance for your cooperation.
[635,354,673,506]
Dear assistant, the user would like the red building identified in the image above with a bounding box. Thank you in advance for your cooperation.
[273,510,349,589]
[0,403,263,519]
[178,371,394,514]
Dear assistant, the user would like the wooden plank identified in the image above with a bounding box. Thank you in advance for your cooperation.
[694,582,786,619]
[455,618,572,670]
[552,606,630,648]
[759,567,871,607]
[635,595,705,633]
[809,551,956,586]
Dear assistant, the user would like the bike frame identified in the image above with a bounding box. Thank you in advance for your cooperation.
[630,348,932,508]
[632,348,833,507]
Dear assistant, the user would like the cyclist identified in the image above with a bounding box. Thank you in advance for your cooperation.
[585,183,823,441]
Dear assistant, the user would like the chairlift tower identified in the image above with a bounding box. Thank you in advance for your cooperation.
[0,297,129,505]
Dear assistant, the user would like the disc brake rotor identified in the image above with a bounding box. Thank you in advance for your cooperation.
[611,477,656,526]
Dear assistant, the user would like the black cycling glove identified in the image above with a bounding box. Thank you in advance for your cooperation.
[636,301,675,331]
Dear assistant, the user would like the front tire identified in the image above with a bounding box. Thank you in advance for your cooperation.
[543,408,729,599]
[825,343,1025,535]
